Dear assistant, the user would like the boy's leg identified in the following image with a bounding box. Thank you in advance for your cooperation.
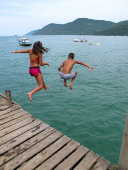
[69,72,77,89]
[64,79,68,87]
[27,73,46,101]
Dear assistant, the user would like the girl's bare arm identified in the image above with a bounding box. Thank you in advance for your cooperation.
[11,49,31,53]
[39,54,49,66]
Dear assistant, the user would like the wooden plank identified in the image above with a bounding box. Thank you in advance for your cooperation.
[0,114,32,131]
[0,105,9,111]
[0,99,8,106]
[0,122,49,155]
[18,135,71,170]
[0,104,21,116]
[0,103,8,107]
[55,145,89,170]
[0,108,24,120]
[0,119,42,146]
[0,104,8,108]
[74,151,99,170]
[92,158,110,170]
[0,111,28,125]
[0,116,38,137]
[0,93,10,100]
[36,140,80,170]
[0,97,10,106]
[0,127,54,166]
[1,131,63,170]
[0,97,6,103]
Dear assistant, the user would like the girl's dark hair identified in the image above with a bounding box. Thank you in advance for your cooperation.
[32,41,48,54]
[68,52,75,59]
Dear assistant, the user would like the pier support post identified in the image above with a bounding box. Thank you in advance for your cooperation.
[5,90,12,106]
[119,116,128,170]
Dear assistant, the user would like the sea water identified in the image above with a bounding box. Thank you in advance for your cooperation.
[0,35,128,163]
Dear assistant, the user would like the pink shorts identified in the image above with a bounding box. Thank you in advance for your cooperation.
[29,67,41,77]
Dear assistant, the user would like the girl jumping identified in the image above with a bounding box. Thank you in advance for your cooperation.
[11,41,49,101]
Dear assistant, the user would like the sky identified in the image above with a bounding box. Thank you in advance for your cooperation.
[0,0,128,36]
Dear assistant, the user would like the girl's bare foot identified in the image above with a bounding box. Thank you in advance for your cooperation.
[27,93,32,101]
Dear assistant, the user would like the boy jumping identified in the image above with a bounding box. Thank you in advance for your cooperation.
[58,52,94,89]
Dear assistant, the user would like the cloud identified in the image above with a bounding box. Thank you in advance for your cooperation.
[0,0,128,35]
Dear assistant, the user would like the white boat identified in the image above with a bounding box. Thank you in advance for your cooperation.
[19,38,32,46]
[88,42,101,46]
[73,39,87,42]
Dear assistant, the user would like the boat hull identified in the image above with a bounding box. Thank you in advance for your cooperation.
[19,43,32,46]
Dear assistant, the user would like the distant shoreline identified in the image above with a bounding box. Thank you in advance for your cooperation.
[0,35,128,37]
[27,18,128,36]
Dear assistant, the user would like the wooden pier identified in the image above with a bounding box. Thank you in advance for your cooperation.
[0,92,111,170]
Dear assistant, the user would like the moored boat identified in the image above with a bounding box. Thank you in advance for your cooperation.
[19,38,32,46]
[73,38,87,42]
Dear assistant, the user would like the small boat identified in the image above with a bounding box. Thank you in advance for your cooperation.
[73,39,87,42]
[88,42,101,46]
[19,38,32,46]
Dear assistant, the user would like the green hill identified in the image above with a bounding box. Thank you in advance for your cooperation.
[95,21,128,35]
[28,18,114,35]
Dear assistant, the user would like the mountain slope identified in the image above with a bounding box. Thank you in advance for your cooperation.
[28,18,115,35]
[95,21,128,35]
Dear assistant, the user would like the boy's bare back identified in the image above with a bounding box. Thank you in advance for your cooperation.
[61,59,76,74]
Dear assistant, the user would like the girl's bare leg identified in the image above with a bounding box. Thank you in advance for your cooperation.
[27,73,47,101]
[35,74,47,90]
[69,72,77,89]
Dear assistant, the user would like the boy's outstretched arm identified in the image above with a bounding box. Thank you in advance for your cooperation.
[11,49,31,53]
[75,60,94,70]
